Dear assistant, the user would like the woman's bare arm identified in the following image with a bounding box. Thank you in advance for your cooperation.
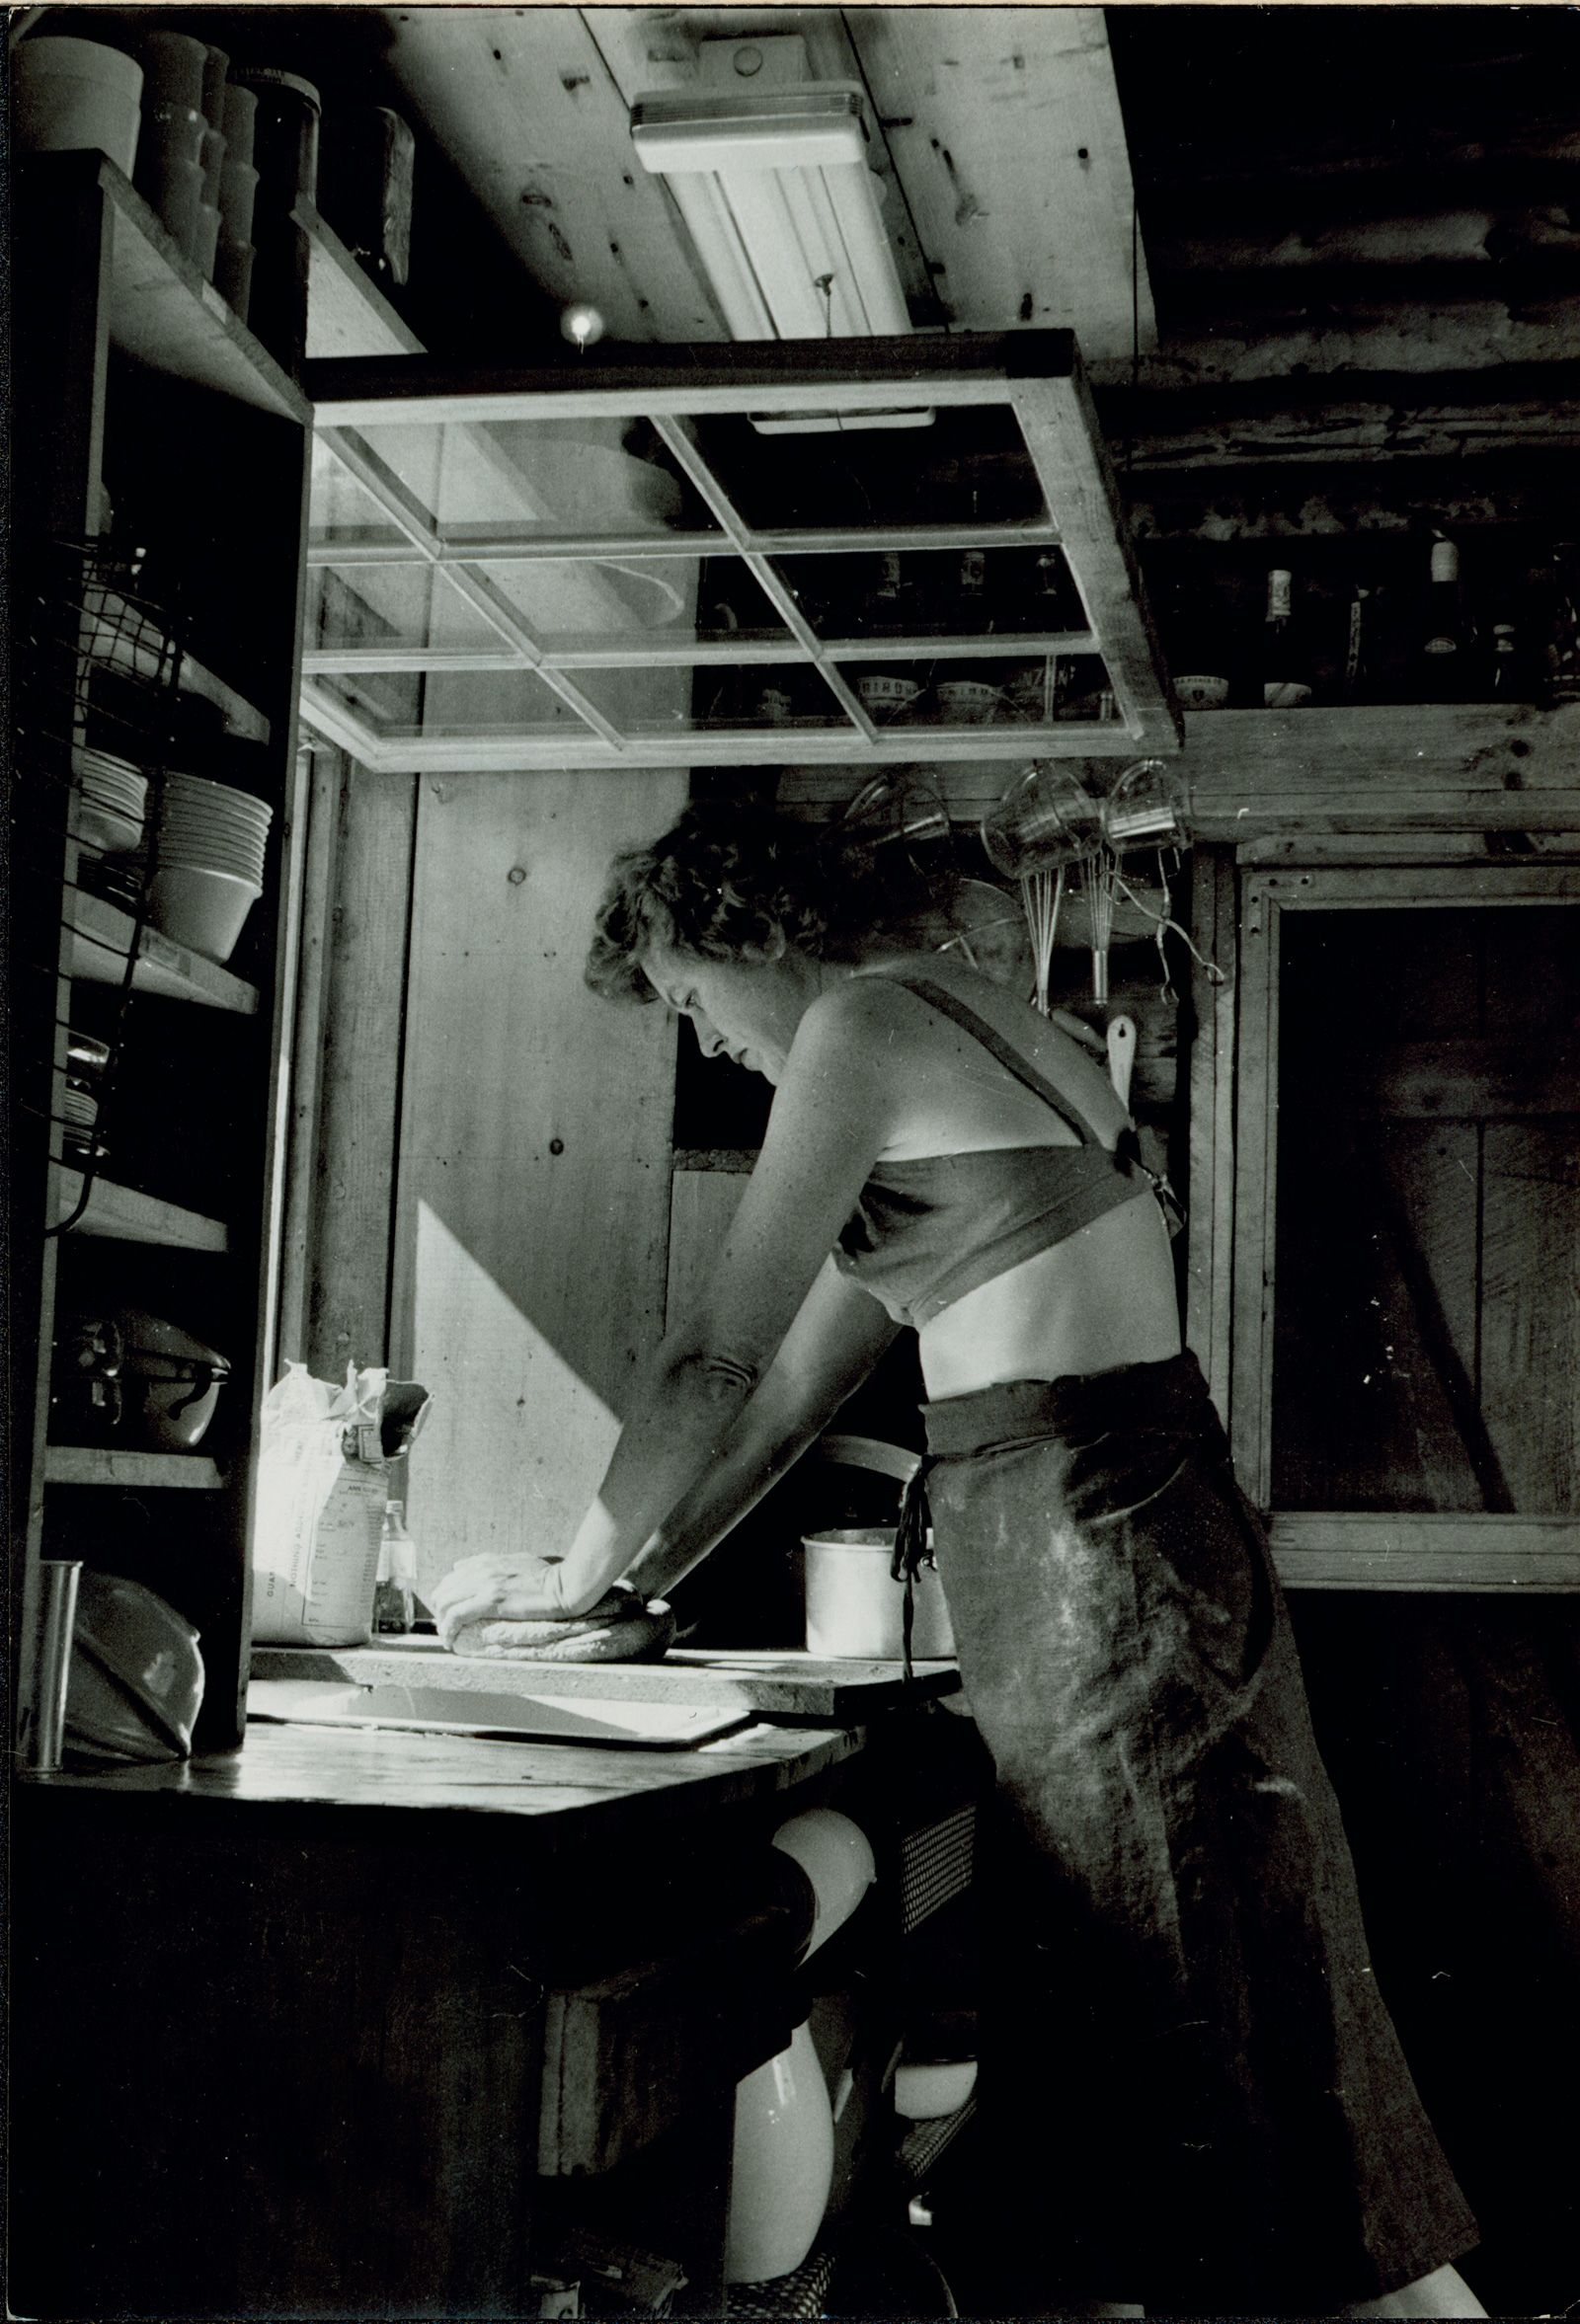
[622,1260,901,1603]
[431,982,910,1634]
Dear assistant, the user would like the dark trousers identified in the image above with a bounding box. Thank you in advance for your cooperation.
[921,1354,1478,2314]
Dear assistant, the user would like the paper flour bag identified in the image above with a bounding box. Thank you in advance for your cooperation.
[251,1362,390,1646]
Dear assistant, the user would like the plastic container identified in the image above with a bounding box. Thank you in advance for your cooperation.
[139,150,204,260]
[193,201,221,281]
[199,123,227,202]
[219,156,259,248]
[200,43,230,132]
[12,38,143,176]
[132,29,207,114]
[234,65,321,201]
[222,81,258,168]
[215,239,255,323]
[801,1528,956,1661]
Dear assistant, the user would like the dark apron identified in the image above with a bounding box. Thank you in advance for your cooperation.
[917,1351,1478,2314]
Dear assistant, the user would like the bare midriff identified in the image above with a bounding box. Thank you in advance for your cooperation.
[916,1185,1183,1401]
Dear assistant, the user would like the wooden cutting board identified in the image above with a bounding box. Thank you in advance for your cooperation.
[250,1636,961,1719]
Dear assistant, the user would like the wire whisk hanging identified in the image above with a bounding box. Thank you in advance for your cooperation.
[981,762,1101,1015]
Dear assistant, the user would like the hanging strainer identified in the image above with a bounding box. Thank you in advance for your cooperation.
[1102,758,1192,852]
[979,762,1102,880]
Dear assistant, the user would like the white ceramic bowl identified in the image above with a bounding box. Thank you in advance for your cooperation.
[894,2057,979,2121]
[72,797,144,851]
[146,863,261,961]
[936,679,1002,726]
[165,773,272,819]
[771,1807,876,1958]
[1175,673,1230,711]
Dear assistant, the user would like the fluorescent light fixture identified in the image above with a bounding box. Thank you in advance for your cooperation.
[631,87,930,431]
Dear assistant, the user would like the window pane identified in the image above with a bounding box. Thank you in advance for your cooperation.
[1272,903,1580,1515]
[311,667,592,741]
[327,417,718,541]
[834,652,1116,730]
[484,555,787,648]
[305,564,507,654]
[685,403,1049,532]
[572,662,853,736]
[773,545,1087,641]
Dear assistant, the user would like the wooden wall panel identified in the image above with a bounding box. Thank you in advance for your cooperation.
[395,769,684,1597]
[303,766,420,1381]
[1481,1123,1580,1513]
[667,1168,750,1337]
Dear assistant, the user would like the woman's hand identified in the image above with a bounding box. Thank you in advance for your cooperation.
[428,1549,576,1647]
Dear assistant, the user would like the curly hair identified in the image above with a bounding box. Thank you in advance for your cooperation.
[586,800,903,1004]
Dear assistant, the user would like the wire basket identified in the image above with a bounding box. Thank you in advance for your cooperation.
[12,538,187,1234]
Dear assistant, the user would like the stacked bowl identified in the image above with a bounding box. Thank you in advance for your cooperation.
[72,747,148,852]
[147,773,272,963]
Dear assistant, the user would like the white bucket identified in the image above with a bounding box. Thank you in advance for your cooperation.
[802,1528,956,1661]
[13,39,144,177]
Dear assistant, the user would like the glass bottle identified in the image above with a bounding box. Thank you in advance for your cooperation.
[1260,567,1313,707]
[374,1500,417,1634]
[1547,543,1580,705]
[1418,537,1473,701]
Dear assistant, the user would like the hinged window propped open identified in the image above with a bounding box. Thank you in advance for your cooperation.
[299,334,1180,772]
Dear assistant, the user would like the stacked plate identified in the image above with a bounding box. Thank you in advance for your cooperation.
[72,748,148,852]
[146,772,273,963]
[61,1082,102,1158]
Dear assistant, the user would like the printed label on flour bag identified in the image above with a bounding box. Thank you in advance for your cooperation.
[252,1362,391,1645]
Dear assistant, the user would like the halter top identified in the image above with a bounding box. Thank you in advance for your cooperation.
[831,978,1153,1330]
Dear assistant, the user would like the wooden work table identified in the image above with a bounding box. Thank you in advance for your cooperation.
[12,1683,981,2321]
[21,1704,866,1846]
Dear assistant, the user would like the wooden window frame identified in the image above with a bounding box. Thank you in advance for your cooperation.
[1191,857,1580,1593]
[299,334,1180,771]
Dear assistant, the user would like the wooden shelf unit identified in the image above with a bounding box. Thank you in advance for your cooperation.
[44,1448,225,1492]
[50,1168,229,1254]
[13,148,311,1756]
[69,892,260,1015]
[72,152,311,426]
[87,585,272,744]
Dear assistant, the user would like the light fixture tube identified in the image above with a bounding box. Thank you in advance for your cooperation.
[632,87,930,429]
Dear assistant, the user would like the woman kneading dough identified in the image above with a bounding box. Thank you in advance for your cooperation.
[430,803,1483,2321]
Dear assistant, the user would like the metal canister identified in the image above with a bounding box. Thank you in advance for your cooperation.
[18,1561,82,1771]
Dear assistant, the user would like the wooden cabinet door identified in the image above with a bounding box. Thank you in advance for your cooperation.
[1224,865,1580,1589]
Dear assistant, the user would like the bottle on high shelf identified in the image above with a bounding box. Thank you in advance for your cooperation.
[1417,537,1475,702]
[957,545,990,633]
[868,550,909,634]
[1336,581,1369,702]
[1158,569,1231,712]
[1545,542,1580,706]
[1487,613,1528,703]
[1259,566,1314,708]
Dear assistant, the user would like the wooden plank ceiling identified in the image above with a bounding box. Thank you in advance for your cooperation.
[360,2,1579,513]
[368,3,1578,389]
[371,4,1155,361]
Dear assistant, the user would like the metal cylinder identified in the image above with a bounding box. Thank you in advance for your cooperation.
[19,1560,82,1771]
